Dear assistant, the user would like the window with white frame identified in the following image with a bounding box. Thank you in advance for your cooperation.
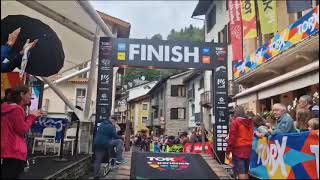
[77,62,89,78]
[76,88,86,109]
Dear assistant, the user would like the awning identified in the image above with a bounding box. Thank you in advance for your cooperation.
[191,0,213,17]
[1,0,112,73]
[234,61,319,103]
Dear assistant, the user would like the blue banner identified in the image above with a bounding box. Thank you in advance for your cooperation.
[250,130,319,179]
[31,117,69,141]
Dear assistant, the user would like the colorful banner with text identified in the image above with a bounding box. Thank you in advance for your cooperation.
[233,5,319,79]
[228,0,243,61]
[250,130,319,179]
[241,0,257,39]
[257,0,278,34]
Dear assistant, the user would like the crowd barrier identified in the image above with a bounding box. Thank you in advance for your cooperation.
[250,130,319,179]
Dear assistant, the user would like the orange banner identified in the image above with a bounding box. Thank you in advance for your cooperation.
[1,72,25,98]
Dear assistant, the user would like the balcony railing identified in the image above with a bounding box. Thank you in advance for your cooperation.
[200,91,212,108]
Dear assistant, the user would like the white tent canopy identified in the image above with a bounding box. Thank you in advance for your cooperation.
[1,0,114,72]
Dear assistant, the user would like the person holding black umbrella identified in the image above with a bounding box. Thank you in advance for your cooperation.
[1,27,38,72]
[2,15,65,77]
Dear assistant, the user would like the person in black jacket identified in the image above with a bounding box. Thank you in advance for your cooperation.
[93,115,127,179]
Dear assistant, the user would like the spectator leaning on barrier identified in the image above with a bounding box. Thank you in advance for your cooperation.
[257,103,296,138]
[226,105,254,180]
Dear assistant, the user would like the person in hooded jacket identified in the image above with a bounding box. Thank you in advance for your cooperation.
[1,85,43,179]
[93,115,127,179]
[226,105,254,179]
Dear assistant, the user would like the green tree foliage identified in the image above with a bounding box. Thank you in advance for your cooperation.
[151,33,163,40]
[124,68,176,84]
[167,24,204,42]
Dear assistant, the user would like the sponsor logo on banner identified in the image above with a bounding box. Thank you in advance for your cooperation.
[147,156,190,171]
[215,47,227,61]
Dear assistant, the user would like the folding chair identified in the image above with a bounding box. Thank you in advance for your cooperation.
[63,128,81,156]
[32,127,57,154]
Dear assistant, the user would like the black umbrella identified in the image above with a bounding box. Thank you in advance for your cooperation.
[1,15,65,77]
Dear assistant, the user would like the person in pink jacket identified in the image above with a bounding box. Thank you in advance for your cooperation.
[1,85,44,179]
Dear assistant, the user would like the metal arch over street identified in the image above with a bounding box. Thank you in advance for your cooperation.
[101,37,227,70]
[95,37,229,162]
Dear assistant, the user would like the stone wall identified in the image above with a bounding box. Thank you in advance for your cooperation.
[45,156,91,179]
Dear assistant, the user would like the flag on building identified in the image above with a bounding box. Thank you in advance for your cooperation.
[241,0,257,39]
[228,0,243,61]
[257,0,278,34]
[1,72,26,98]
[287,0,312,13]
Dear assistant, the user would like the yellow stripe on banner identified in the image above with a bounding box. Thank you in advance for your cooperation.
[241,0,257,39]
[257,0,278,34]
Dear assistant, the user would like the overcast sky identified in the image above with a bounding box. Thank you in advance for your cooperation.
[90,1,204,39]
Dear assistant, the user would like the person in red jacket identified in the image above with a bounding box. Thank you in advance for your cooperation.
[1,85,44,179]
[226,105,254,179]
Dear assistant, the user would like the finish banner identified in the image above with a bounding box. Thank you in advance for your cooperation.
[241,0,257,39]
[257,0,278,34]
[233,5,319,79]
[228,0,243,61]
[250,130,319,179]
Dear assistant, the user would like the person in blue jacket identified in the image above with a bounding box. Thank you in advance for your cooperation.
[93,115,127,179]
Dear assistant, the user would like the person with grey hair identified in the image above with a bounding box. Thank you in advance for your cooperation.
[298,95,319,118]
[257,103,296,138]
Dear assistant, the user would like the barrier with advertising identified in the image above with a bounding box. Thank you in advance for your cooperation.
[233,5,319,79]
[183,142,214,156]
[249,130,319,179]
[31,117,69,141]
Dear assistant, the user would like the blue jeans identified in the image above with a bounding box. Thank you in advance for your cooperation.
[93,139,124,178]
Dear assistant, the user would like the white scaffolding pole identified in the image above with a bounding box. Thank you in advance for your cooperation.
[83,27,100,121]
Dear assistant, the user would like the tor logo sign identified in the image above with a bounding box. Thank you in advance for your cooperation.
[147,156,190,171]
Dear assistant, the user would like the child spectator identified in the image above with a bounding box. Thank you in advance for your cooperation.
[253,115,268,135]
[296,108,313,132]
[308,118,319,131]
